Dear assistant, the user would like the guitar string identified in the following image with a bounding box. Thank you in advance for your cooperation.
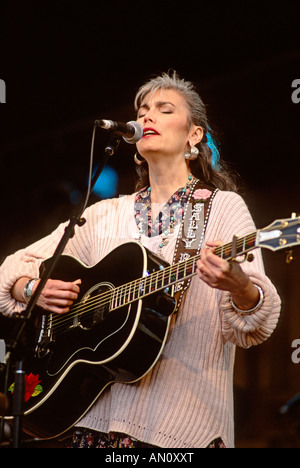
[50,232,258,332]
[49,232,257,333]
[46,219,299,329]
[50,232,257,333]
[50,254,200,332]
[41,220,300,333]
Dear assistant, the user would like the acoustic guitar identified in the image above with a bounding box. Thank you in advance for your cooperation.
[3,215,300,439]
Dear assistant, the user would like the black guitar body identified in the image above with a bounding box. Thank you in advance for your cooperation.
[5,242,176,439]
[3,214,300,439]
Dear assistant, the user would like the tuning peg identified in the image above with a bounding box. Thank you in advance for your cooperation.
[246,253,255,262]
[291,213,297,219]
[286,250,294,264]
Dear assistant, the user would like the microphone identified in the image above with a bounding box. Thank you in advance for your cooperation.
[95,119,143,144]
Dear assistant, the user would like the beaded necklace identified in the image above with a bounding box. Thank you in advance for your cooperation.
[134,174,197,254]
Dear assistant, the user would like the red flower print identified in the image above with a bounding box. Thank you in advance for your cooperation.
[24,373,42,402]
[8,372,43,402]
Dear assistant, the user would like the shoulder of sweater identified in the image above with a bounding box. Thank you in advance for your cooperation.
[82,193,136,216]
[214,189,245,203]
[212,190,254,223]
[213,189,249,212]
[211,190,256,234]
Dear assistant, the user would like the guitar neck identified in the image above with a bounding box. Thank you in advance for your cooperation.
[214,231,258,261]
[161,230,258,288]
[111,231,258,309]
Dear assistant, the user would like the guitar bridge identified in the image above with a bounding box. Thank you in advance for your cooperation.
[35,313,54,358]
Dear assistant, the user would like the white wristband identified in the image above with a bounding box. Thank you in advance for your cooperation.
[24,278,38,303]
[230,285,264,316]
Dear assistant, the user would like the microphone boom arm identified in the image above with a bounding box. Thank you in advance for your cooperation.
[4,120,122,447]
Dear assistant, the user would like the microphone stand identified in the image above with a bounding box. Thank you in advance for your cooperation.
[3,127,121,448]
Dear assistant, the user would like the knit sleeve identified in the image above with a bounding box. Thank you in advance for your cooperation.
[209,191,281,348]
[220,271,281,348]
[0,200,105,317]
[0,223,67,316]
[0,195,135,317]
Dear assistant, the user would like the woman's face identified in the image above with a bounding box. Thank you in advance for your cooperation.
[136,88,202,160]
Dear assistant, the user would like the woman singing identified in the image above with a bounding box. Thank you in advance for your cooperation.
[0,71,281,448]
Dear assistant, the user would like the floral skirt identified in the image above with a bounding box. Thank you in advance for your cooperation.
[68,429,226,448]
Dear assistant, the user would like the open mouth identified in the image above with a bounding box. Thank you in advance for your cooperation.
[143,127,160,138]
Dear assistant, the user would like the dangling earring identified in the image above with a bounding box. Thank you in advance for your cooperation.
[184,145,199,160]
[134,153,146,165]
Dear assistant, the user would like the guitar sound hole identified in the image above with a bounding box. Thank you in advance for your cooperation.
[79,282,113,330]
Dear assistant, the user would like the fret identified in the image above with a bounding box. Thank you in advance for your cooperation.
[121,284,128,307]
[148,275,153,292]
[122,283,128,306]
[187,258,195,276]
[162,267,170,289]
[243,236,247,254]
[236,238,246,256]
[131,280,137,302]
[224,243,234,260]
[177,261,187,281]
[156,270,163,289]
[139,277,146,298]
[183,260,188,279]
[175,263,180,283]
[150,274,156,293]
[148,274,156,294]
[144,275,151,296]
[110,231,258,312]
[120,284,130,305]
[192,256,198,275]
[155,271,160,292]
[133,279,140,301]
[116,284,123,308]
[154,271,158,292]
[125,282,133,304]
[111,287,118,310]
[219,245,225,259]
[245,233,256,251]
[170,265,177,285]
[214,232,257,262]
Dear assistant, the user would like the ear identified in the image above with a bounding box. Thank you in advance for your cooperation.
[188,125,204,147]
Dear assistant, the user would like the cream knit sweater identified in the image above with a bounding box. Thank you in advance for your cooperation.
[0,190,281,447]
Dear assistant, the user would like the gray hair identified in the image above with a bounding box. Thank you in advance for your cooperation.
[133,71,239,192]
[134,70,209,133]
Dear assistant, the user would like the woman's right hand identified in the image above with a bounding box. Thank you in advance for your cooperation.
[32,278,82,314]
[12,277,81,315]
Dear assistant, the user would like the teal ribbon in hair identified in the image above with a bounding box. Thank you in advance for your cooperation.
[206,130,221,170]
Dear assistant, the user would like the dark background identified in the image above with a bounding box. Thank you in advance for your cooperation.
[0,0,300,447]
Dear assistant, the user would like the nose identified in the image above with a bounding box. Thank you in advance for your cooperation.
[143,108,156,124]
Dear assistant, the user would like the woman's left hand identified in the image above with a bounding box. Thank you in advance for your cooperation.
[196,241,249,293]
[196,241,260,310]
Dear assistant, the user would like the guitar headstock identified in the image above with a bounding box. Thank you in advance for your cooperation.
[257,213,300,261]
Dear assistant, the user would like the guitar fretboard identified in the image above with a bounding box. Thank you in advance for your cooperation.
[214,232,257,261]
[110,231,258,309]
[41,214,300,335]
[51,231,259,332]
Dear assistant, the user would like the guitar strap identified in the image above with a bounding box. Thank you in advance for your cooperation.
[172,180,218,313]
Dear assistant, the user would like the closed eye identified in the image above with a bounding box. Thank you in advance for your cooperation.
[137,101,175,119]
